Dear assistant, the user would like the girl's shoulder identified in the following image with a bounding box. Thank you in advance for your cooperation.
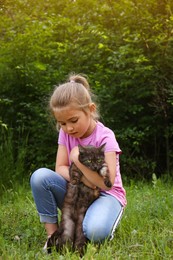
[96,121,115,136]
[96,122,121,153]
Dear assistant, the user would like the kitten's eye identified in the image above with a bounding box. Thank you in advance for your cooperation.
[87,159,91,163]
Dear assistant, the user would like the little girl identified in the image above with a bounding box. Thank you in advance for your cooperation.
[30,74,127,250]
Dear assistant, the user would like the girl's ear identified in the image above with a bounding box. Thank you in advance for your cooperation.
[89,103,96,113]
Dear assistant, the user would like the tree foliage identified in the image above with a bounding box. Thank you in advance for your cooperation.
[0,0,173,181]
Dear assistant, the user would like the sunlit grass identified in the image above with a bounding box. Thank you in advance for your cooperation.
[0,179,173,259]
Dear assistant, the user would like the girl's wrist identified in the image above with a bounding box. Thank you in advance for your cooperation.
[70,146,79,163]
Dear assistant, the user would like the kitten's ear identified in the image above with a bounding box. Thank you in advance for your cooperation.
[100,143,106,151]
[78,144,85,152]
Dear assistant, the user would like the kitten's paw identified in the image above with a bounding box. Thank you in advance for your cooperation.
[71,179,78,185]
[71,178,80,185]
[104,177,112,188]
[99,164,112,188]
[99,163,109,177]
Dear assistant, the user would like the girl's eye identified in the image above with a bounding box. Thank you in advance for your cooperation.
[71,119,78,123]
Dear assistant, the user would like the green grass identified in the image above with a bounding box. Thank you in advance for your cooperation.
[0,179,173,260]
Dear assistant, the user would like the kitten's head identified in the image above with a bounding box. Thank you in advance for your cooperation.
[78,143,106,172]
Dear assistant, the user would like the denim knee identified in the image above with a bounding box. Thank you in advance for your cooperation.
[30,167,48,190]
[83,219,110,242]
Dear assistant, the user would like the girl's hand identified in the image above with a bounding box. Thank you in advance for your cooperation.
[70,146,79,163]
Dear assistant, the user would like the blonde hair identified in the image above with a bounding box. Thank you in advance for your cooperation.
[49,74,100,120]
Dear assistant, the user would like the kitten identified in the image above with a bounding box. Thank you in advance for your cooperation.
[47,143,112,256]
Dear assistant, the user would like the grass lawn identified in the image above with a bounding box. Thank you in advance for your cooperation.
[0,179,173,259]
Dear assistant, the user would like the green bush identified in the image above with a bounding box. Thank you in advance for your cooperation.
[0,0,173,180]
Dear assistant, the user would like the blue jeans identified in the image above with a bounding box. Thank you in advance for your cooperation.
[30,168,123,242]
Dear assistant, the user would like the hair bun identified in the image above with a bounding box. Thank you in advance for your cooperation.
[69,74,90,90]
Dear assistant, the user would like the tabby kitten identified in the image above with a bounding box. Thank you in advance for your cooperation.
[47,143,112,256]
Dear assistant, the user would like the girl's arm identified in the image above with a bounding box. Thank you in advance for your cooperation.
[70,146,116,191]
[55,144,70,181]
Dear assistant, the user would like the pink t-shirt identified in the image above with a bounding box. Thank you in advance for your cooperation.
[58,121,127,207]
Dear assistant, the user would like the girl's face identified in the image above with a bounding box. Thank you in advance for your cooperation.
[54,104,96,139]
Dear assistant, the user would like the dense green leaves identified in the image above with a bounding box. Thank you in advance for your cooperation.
[0,0,173,182]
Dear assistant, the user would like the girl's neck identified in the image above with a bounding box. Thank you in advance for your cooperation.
[81,119,97,139]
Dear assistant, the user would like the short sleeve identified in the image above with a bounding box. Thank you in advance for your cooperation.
[58,129,66,145]
[101,128,122,154]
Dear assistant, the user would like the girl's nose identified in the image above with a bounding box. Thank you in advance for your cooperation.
[67,125,74,132]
